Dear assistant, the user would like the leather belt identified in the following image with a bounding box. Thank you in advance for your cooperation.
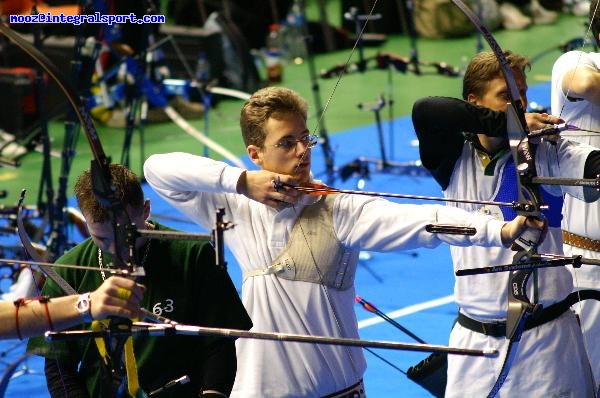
[322,380,365,398]
[457,290,600,337]
[457,312,509,337]
[562,230,600,252]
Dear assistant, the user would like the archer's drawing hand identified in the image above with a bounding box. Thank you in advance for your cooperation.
[90,276,145,320]
[501,215,548,248]
[525,112,563,142]
[237,170,300,209]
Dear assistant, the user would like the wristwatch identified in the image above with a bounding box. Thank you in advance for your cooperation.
[75,292,93,323]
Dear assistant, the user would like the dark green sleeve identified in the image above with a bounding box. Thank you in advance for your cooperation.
[193,242,252,331]
[187,242,251,395]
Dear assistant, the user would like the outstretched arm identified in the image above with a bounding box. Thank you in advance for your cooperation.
[144,152,302,210]
[0,276,144,340]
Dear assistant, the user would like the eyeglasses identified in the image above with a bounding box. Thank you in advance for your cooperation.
[271,134,319,152]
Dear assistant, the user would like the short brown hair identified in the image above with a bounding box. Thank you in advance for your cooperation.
[74,163,144,223]
[462,50,530,100]
[240,86,308,147]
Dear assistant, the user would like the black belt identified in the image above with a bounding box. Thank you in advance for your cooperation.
[457,290,600,337]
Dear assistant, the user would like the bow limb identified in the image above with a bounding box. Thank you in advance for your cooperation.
[0,24,110,170]
[448,1,541,220]
[17,189,78,296]
[0,23,136,272]
[162,105,246,169]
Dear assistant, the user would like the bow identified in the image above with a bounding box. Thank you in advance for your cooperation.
[447,2,547,396]
[0,21,147,397]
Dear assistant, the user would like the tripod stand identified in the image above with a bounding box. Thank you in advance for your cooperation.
[340,93,429,188]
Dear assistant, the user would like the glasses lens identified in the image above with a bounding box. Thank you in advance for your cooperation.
[278,139,296,150]
[274,135,318,151]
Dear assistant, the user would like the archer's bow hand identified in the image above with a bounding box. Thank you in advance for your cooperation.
[501,215,548,249]
[237,170,299,209]
[90,276,145,320]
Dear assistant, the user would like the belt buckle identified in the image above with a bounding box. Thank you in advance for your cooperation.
[481,322,491,335]
[482,320,503,336]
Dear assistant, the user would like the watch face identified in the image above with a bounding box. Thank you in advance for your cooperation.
[76,293,92,321]
[77,298,89,311]
[77,295,89,310]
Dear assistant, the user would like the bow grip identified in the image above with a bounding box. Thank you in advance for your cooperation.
[510,228,542,252]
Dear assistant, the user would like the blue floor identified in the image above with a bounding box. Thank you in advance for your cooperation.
[0,83,552,397]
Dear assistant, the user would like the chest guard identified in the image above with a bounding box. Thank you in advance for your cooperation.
[244,196,359,290]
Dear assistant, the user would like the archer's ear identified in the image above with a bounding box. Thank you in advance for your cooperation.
[247,145,263,167]
[143,200,151,220]
[466,93,478,105]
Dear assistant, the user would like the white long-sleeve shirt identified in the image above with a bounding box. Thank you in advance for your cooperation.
[552,49,600,388]
[144,152,507,397]
[552,50,600,286]
[444,143,595,397]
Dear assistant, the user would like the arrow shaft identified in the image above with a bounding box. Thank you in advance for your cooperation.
[0,258,133,275]
[292,185,516,208]
[47,324,498,357]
